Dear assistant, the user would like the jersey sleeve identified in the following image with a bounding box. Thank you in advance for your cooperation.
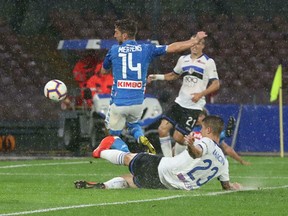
[194,138,209,156]
[173,56,185,75]
[151,44,167,57]
[218,158,230,182]
[102,48,112,70]
[206,58,219,80]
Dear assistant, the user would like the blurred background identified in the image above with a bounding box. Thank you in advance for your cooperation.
[0,0,287,155]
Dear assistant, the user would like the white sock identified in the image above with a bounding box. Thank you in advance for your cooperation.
[159,136,172,157]
[100,149,128,165]
[174,142,187,156]
[104,177,129,189]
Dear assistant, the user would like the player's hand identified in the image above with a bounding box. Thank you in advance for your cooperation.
[241,160,252,166]
[191,92,203,103]
[147,74,156,83]
[184,132,195,145]
[230,182,243,190]
[196,31,207,41]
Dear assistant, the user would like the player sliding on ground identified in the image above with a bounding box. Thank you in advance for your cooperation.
[75,115,242,190]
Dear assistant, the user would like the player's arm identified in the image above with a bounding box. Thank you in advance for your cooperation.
[192,79,220,103]
[220,141,251,166]
[220,181,242,190]
[101,66,110,75]
[166,31,207,53]
[185,133,203,158]
[148,72,180,82]
[101,50,112,75]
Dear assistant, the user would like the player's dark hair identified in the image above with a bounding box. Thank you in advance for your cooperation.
[202,115,224,136]
[115,19,138,38]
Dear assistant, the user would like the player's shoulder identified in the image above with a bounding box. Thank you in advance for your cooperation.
[178,54,190,61]
[197,137,216,149]
[200,136,213,143]
[109,44,119,52]
[182,54,191,59]
[140,43,154,50]
[200,54,216,64]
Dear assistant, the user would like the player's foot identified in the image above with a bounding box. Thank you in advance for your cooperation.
[138,136,156,154]
[74,180,105,189]
[92,136,115,158]
[225,116,236,137]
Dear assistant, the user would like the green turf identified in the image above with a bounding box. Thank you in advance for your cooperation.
[0,156,287,216]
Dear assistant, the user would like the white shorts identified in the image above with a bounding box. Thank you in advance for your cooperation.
[105,103,144,131]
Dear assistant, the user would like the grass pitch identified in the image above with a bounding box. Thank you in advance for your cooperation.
[0,156,287,216]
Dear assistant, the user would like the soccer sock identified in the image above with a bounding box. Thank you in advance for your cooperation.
[111,136,130,152]
[174,142,187,156]
[103,177,129,189]
[100,149,128,165]
[127,122,144,141]
[219,131,226,144]
[159,136,172,157]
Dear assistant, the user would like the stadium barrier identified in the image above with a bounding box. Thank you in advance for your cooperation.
[0,104,286,155]
[206,104,288,154]
[0,121,60,154]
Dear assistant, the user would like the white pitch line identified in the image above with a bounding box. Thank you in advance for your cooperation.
[0,172,114,177]
[1,172,288,179]
[231,176,288,179]
[0,161,92,169]
[0,185,287,216]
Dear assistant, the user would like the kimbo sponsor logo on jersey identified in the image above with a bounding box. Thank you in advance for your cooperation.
[117,80,142,89]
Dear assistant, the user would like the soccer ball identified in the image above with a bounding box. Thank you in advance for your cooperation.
[44,79,67,102]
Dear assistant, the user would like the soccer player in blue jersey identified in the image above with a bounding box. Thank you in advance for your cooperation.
[100,19,207,154]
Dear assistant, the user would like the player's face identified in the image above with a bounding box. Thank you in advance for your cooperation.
[114,28,125,44]
[200,124,211,137]
[191,38,205,55]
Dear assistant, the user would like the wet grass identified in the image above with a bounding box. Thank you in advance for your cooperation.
[0,156,287,216]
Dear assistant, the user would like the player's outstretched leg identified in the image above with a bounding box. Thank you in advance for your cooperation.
[74,180,105,189]
[93,136,116,158]
[225,116,236,137]
[93,136,130,158]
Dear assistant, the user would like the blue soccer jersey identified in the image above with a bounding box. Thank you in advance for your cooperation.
[103,40,167,106]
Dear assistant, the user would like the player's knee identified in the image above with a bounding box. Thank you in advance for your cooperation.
[158,124,169,136]
[124,153,136,166]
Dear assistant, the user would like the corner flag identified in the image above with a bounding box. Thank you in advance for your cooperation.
[270,64,285,157]
[270,64,282,102]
